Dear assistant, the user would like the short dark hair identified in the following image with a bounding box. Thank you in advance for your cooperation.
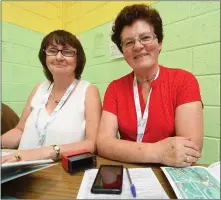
[38,30,86,82]
[111,4,163,53]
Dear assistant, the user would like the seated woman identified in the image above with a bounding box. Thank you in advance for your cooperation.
[97,4,203,167]
[2,30,102,162]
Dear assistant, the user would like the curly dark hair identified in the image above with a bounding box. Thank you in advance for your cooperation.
[111,4,163,53]
[38,30,86,82]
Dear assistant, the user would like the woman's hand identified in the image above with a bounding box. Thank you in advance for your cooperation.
[1,148,52,163]
[155,136,201,167]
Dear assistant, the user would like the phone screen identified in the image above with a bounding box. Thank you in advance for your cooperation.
[91,165,123,194]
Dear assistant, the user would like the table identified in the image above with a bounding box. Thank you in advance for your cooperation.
[1,157,206,199]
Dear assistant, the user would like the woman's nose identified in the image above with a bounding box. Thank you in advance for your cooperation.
[133,39,144,51]
[55,51,64,60]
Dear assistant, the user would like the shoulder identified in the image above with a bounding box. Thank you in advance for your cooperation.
[31,81,50,96]
[29,81,51,105]
[77,79,91,90]
[160,65,197,84]
[85,84,101,106]
[77,80,100,99]
[86,84,99,95]
[78,79,90,86]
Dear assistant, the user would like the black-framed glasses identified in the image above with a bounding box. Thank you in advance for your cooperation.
[44,48,77,57]
[121,32,157,49]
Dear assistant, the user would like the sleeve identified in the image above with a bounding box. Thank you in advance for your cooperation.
[176,72,202,107]
[103,81,118,116]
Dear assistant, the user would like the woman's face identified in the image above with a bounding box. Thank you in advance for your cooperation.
[121,19,162,71]
[45,42,77,78]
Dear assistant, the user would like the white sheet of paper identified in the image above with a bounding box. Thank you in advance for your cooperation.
[208,161,220,182]
[1,150,54,168]
[77,168,169,199]
[2,151,14,156]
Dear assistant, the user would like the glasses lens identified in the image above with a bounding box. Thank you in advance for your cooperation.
[45,49,76,57]
[140,35,153,43]
[45,49,58,56]
[123,40,135,48]
[62,50,76,57]
[122,33,156,48]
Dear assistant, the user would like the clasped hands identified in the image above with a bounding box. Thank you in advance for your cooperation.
[155,136,201,167]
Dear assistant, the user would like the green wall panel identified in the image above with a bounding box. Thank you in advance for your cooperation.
[2,42,41,67]
[190,1,220,17]
[159,48,193,72]
[193,42,220,75]
[204,107,220,138]
[2,22,44,48]
[197,75,220,106]
[2,83,34,102]
[152,1,190,25]
[82,60,131,85]
[199,137,220,164]
[2,62,44,84]
[2,22,45,116]
[163,10,220,52]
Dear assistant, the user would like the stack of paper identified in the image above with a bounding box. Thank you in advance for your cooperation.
[1,151,56,184]
[77,168,169,199]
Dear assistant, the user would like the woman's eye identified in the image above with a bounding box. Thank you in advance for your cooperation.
[48,49,57,53]
[142,36,151,41]
[125,41,134,46]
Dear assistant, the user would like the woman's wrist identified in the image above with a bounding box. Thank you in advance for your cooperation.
[44,145,60,161]
[151,142,162,163]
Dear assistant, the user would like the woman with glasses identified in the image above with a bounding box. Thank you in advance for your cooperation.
[2,30,101,163]
[97,4,203,167]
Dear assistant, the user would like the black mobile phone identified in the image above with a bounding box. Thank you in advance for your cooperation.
[91,164,123,194]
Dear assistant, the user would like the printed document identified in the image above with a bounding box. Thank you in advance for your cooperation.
[77,168,169,199]
[162,166,220,199]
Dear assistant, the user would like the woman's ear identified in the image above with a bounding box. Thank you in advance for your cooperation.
[158,42,162,54]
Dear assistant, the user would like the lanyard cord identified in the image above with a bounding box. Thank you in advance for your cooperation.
[133,69,159,142]
[35,79,78,146]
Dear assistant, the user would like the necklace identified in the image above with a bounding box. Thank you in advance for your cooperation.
[52,90,60,104]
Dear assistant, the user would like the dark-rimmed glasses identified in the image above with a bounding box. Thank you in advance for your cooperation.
[121,32,157,49]
[44,48,77,57]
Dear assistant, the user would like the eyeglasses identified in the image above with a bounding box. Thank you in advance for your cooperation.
[121,33,157,49]
[44,48,77,57]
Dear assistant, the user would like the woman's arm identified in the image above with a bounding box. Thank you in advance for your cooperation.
[2,84,102,162]
[175,101,204,152]
[97,111,158,163]
[96,111,201,167]
[1,83,41,149]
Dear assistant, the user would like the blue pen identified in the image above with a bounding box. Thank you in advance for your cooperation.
[126,168,136,198]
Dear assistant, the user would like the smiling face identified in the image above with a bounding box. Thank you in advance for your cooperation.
[121,19,162,72]
[45,42,77,78]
